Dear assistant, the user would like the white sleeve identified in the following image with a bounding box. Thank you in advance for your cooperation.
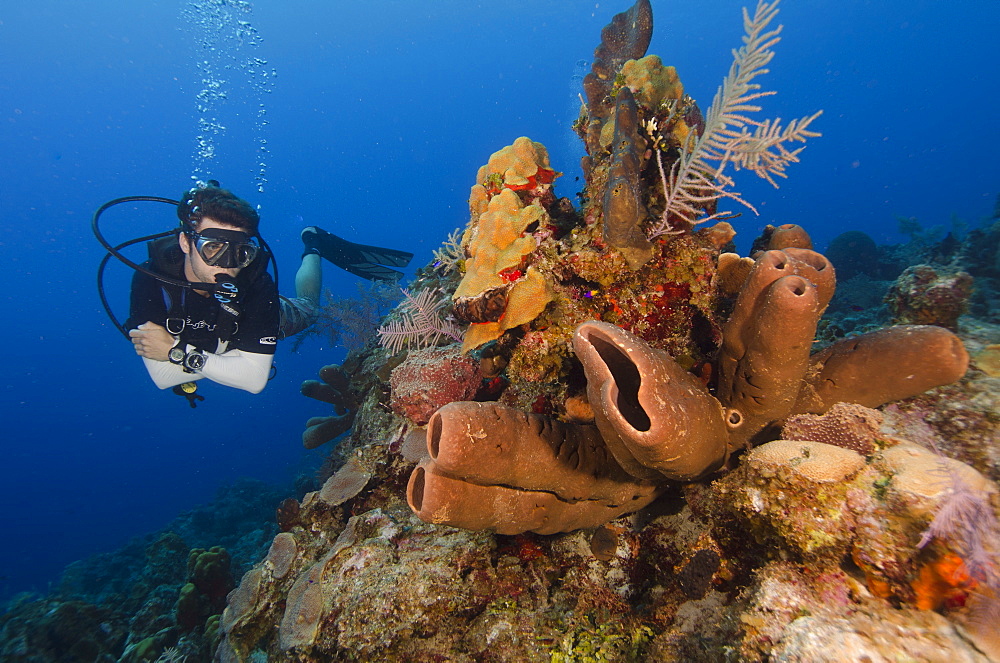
[141,349,274,394]
[200,349,274,394]
[142,357,206,390]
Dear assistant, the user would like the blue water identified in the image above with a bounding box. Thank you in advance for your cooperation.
[1,0,997,606]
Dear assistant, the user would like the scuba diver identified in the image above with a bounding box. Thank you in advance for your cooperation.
[111,181,413,398]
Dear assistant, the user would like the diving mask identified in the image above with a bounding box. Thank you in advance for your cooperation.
[187,228,259,268]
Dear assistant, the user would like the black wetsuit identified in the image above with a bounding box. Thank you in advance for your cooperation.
[126,264,280,357]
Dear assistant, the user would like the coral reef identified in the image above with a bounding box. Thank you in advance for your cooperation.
[716,431,1000,660]
[214,2,994,661]
[203,3,998,662]
[7,2,999,663]
[0,479,289,662]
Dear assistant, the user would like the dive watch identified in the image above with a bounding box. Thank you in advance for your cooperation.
[168,345,207,372]
[183,349,207,372]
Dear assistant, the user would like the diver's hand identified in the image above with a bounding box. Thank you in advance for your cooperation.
[129,322,176,362]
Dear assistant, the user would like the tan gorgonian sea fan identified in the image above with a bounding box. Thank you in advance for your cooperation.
[650,0,822,238]
[431,228,464,274]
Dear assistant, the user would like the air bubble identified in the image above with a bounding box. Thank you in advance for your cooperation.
[183,0,275,191]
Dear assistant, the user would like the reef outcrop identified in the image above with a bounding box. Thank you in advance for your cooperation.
[403,243,967,521]
[213,2,997,662]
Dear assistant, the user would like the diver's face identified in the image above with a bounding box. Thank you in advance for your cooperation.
[179,217,243,287]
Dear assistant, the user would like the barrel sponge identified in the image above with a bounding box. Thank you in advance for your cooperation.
[621,54,684,109]
[475,136,552,188]
[455,188,542,300]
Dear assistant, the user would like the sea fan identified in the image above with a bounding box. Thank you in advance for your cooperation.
[377,287,464,354]
[431,228,464,275]
[917,459,1000,588]
[292,281,401,354]
[650,0,821,237]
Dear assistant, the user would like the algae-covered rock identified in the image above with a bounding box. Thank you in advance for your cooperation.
[716,440,865,562]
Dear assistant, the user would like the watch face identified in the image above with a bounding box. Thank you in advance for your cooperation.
[169,347,186,364]
[185,351,206,371]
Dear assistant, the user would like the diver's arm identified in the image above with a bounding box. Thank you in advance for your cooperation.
[199,349,273,394]
[141,357,205,390]
[141,348,272,394]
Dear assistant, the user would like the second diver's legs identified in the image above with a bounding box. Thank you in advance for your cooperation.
[277,230,324,339]
[301,225,413,282]
[295,252,322,306]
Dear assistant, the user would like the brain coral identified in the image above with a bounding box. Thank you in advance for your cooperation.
[747,439,867,484]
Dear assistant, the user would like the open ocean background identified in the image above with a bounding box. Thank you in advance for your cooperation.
[1,0,997,608]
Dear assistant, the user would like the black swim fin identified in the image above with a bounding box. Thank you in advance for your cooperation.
[303,227,414,282]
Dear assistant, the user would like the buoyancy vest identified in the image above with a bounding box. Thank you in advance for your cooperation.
[146,233,270,348]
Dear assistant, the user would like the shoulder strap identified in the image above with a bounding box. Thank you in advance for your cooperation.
[147,235,188,335]
[210,248,273,344]
[160,283,187,335]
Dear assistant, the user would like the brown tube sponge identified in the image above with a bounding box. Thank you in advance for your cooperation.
[716,249,834,446]
[405,401,660,535]
[425,401,656,504]
[573,320,729,481]
[302,414,352,450]
[767,224,813,251]
[793,325,970,414]
[603,87,654,269]
[407,460,659,536]
[718,248,834,386]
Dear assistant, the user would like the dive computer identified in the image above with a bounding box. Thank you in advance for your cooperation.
[168,346,187,365]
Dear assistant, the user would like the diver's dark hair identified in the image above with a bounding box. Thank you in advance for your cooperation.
[177,181,260,235]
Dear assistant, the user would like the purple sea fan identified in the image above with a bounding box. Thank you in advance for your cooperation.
[377,287,464,354]
[918,460,1000,588]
